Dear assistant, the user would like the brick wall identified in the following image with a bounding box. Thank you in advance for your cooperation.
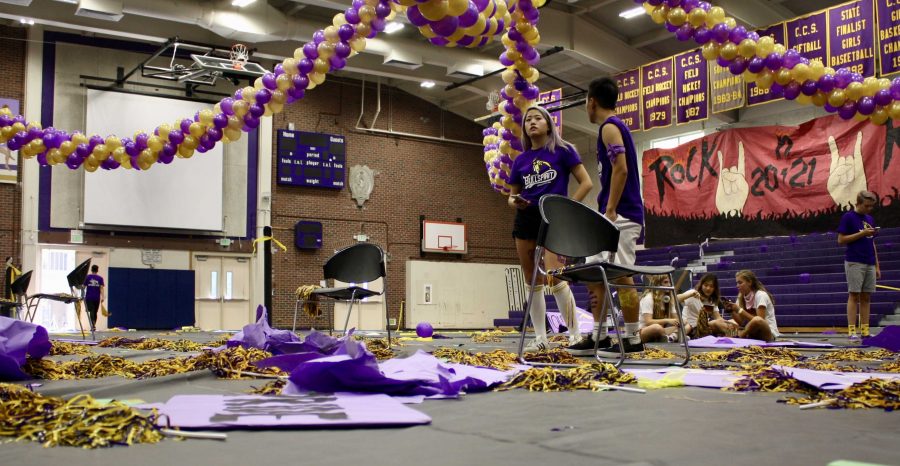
[0,25,25,266]
[271,79,518,328]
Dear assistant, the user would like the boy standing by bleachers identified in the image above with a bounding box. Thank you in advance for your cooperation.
[837,190,881,340]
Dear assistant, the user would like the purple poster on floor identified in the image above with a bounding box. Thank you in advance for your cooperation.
[786,11,828,64]
[614,69,641,132]
[748,23,786,106]
[828,0,876,77]
[641,58,673,131]
[876,0,900,76]
[675,49,708,125]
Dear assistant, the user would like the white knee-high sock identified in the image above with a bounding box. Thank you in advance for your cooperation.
[526,284,547,341]
[550,281,580,336]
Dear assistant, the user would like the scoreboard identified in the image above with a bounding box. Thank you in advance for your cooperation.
[276,130,346,189]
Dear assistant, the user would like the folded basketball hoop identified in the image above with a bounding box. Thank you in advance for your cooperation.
[230,43,249,71]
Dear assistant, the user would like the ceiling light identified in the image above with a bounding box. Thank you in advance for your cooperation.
[384,22,404,34]
[231,0,256,7]
[420,81,435,88]
[619,7,645,19]
[19,18,34,25]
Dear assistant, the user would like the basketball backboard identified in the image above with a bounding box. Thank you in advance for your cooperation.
[422,220,467,254]
[191,54,267,78]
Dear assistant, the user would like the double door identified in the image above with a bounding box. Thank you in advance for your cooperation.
[194,255,251,330]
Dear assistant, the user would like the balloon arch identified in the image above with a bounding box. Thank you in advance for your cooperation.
[0,0,896,195]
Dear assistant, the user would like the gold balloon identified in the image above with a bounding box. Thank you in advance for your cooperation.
[853,112,868,122]
[47,149,62,164]
[448,0,467,16]
[845,81,864,101]
[811,92,827,107]
[465,16,486,36]
[324,26,340,43]
[650,5,669,24]
[828,89,847,107]
[310,72,326,85]
[350,37,367,52]
[688,8,707,27]
[104,135,122,149]
[756,70,774,89]
[667,7,687,26]
[808,60,825,80]
[314,58,330,74]
[112,146,127,163]
[701,42,720,61]
[178,145,194,158]
[276,74,292,91]
[791,63,810,82]
[242,86,257,103]
[756,36,775,58]
[188,122,204,139]
[719,43,738,61]
[317,42,335,59]
[60,140,75,156]
[723,17,736,29]
[227,115,243,129]
[71,132,87,145]
[267,102,285,114]
[183,135,199,150]
[283,58,299,76]
[147,136,163,153]
[706,6,725,27]
[271,89,287,105]
[774,68,793,86]
[863,76,880,96]
[333,13,347,27]
[84,159,99,172]
[796,94,811,105]
[224,127,242,142]
[358,4,376,22]
[447,28,466,42]
[738,39,757,58]
[870,107,889,125]
[888,101,900,119]
[743,69,758,82]
[773,44,787,55]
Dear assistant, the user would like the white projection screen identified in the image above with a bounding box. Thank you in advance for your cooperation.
[84,90,224,231]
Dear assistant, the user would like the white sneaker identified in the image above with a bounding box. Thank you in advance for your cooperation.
[667,332,679,343]
[524,338,549,352]
[568,333,582,346]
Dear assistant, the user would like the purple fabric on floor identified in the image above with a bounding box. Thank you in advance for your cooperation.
[771,365,900,391]
[226,305,300,354]
[688,335,834,348]
[0,316,51,381]
[862,325,900,352]
[148,393,431,429]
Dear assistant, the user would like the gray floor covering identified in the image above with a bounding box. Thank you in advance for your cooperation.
[2,330,898,466]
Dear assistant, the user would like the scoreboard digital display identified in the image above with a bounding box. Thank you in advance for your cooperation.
[276,130,346,189]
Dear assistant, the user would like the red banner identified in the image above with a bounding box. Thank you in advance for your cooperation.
[642,114,900,247]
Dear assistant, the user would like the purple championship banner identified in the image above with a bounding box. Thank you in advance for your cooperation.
[641,58,674,130]
[748,23,787,106]
[709,63,744,112]
[538,88,563,135]
[828,0,876,77]
[614,69,641,131]
[876,0,900,76]
[675,49,708,125]
[787,11,828,64]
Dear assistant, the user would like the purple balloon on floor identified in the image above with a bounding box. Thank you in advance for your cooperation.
[416,322,434,338]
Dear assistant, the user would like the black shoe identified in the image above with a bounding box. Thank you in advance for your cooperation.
[597,336,645,358]
[566,335,613,356]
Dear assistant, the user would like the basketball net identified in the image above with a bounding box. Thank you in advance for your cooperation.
[486,90,500,112]
[230,44,249,71]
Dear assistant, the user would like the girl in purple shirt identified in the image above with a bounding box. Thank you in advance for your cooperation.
[508,105,593,351]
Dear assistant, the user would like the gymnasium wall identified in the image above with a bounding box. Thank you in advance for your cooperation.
[270,80,519,329]
[0,25,24,265]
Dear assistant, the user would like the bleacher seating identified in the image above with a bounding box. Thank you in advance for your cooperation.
[493,227,900,330]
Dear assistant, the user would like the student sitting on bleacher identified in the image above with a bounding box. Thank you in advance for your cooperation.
[681,273,737,339]
[724,270,780,342]
[637,275,694,343]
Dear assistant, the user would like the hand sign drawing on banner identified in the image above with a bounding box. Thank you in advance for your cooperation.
[716,141,749,218]
[827,132,867,210]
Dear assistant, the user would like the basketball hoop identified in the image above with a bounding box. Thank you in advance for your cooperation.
[486,90,500,112]
[441,246,451,252]
[230,43,250,71]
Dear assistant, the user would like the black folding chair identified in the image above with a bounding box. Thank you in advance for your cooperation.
[309,243,390,346]
[0,270,32,319]
[516,195,690,367]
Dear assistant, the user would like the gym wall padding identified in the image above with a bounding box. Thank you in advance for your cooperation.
[107,268,195,329]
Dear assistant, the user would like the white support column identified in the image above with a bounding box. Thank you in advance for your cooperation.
[21,26,44,275]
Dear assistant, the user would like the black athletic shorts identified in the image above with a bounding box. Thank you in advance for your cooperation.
[512,206,542,240]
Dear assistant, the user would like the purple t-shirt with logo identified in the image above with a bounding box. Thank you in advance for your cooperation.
[510,144,582,205]
[837,210,877,265]
[84,273,104,301]
[596,116,644,226]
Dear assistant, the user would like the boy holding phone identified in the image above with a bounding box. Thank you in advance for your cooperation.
[837,190,881,340]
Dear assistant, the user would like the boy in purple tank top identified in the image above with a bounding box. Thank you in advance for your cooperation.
[568,77,647,357]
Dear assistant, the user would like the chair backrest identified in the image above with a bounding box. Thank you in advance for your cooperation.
[10,270,32,297]
[538,195,620,259]
[322,243,385,283]
[67,258,92,289]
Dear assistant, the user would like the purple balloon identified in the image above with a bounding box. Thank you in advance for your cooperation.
[499,52,514,67]
[770,82,784,94]
[274,64,284,77]
[648,0,664,5]
[875,88,892,106]
[351,0,364,9]
[76,143,92,158]
[682,0,699,11]
[298,58,314,74]
[728,57,748,75]
[168,131,184,145]
[693,26,711,44]
[850,72,864,83]
[857,96,876,115]
[824,103,838,113]
[665,22,679,32]
[782,49,802,69]
[473,0,489,11]
[459,3,479,28]
[800,80,818,96]
[303,42,319,60]
[835,68,853,89]
[817,74,835,93]
[243,115,260,129]
[334,42,351,58]
[329,55,346,70]
[746,31,759,42]
[711,23,730,43]
[220,97,234,115]
[747,56,766,73]
[248,103,265,118]
[89,134,105,148]
[375,2,391,18]
[838,101,858,120]
[675,24,694,41]
[521,85,539,100]
[783,81,801,100]
[213,113,229,129]
[293,74,310,90]
[255,89,272,105]
[431,16,459,37]
[180,119,193,134]
[429,37,449,47]
[66,154,82,169]
[890,77,900,100]
[262,73,277,90]
[728,26,748,44]
[312,30,325,44]
[716,55,732,68]
[762,52,782,71]
[134,133,149,150]
[338,24,355,41]
[370,17,386,32]
[344,7,360,24]
[288,87,305,100]
[457,35,475,47]
[36,152,48,166]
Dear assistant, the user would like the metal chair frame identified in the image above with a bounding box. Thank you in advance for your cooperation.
[515,195,690,368]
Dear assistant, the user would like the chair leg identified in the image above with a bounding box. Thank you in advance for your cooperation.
[594,270,626,368]
[668,272,691,366]
[342,290,358,336]
[292,299,301,333]
[517,246,545,361]
[386,307,392,349]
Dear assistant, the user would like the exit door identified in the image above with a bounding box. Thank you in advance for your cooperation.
[194,255,252,330]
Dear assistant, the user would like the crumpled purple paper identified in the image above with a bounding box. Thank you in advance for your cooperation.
[771,365,900,391]
[862,325,900,352]
[254,331,351,372]
[688,335,833,348]
[226,305,300,354]
[0,316,51,381]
